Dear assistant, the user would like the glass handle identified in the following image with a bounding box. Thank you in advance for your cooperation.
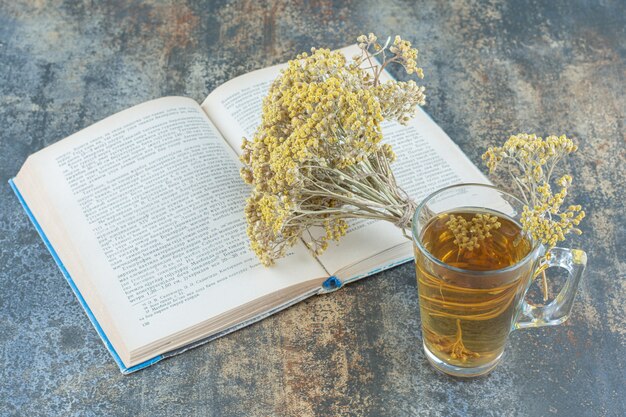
[515,247,587,329]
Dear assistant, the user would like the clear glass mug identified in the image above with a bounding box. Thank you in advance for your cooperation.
[412,183,586,377]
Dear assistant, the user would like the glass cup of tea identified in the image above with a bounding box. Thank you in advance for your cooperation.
[412,183,586,377]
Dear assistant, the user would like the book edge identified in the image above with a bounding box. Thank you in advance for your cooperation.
[159,286,321,361]
[8,178,163,375]
[343,256,414,287]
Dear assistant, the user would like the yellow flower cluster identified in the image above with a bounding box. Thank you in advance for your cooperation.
[446,213,502,251]
[389,35,423,77]
[356,34,424,78]
[374,81,426,125]
[520,179,585,247]
[241,34,425,265]
[483,134,578,179]
[482,134,585,250]
[355,34,426,123]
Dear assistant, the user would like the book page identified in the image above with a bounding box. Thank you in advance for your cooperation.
[201,64,283,152]
[201,46,488,277]
[15,97,326,356]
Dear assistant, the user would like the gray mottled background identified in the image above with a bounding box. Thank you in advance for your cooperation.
[1,1,624,416]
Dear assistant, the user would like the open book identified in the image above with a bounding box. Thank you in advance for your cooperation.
[10,45,488,374]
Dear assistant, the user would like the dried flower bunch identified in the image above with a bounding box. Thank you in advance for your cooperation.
[482,133,585,250]
[241,33,425,265]
[483,133,585,299]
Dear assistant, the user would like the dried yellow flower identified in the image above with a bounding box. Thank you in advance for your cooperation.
[482,133,584,252]
[242,34,425,265]
[482,133,585,301]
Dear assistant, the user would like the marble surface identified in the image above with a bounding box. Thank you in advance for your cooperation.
[1,1,624,416]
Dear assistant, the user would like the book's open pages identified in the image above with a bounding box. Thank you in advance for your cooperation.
[13,97,329,369]
[12,45,487,372]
